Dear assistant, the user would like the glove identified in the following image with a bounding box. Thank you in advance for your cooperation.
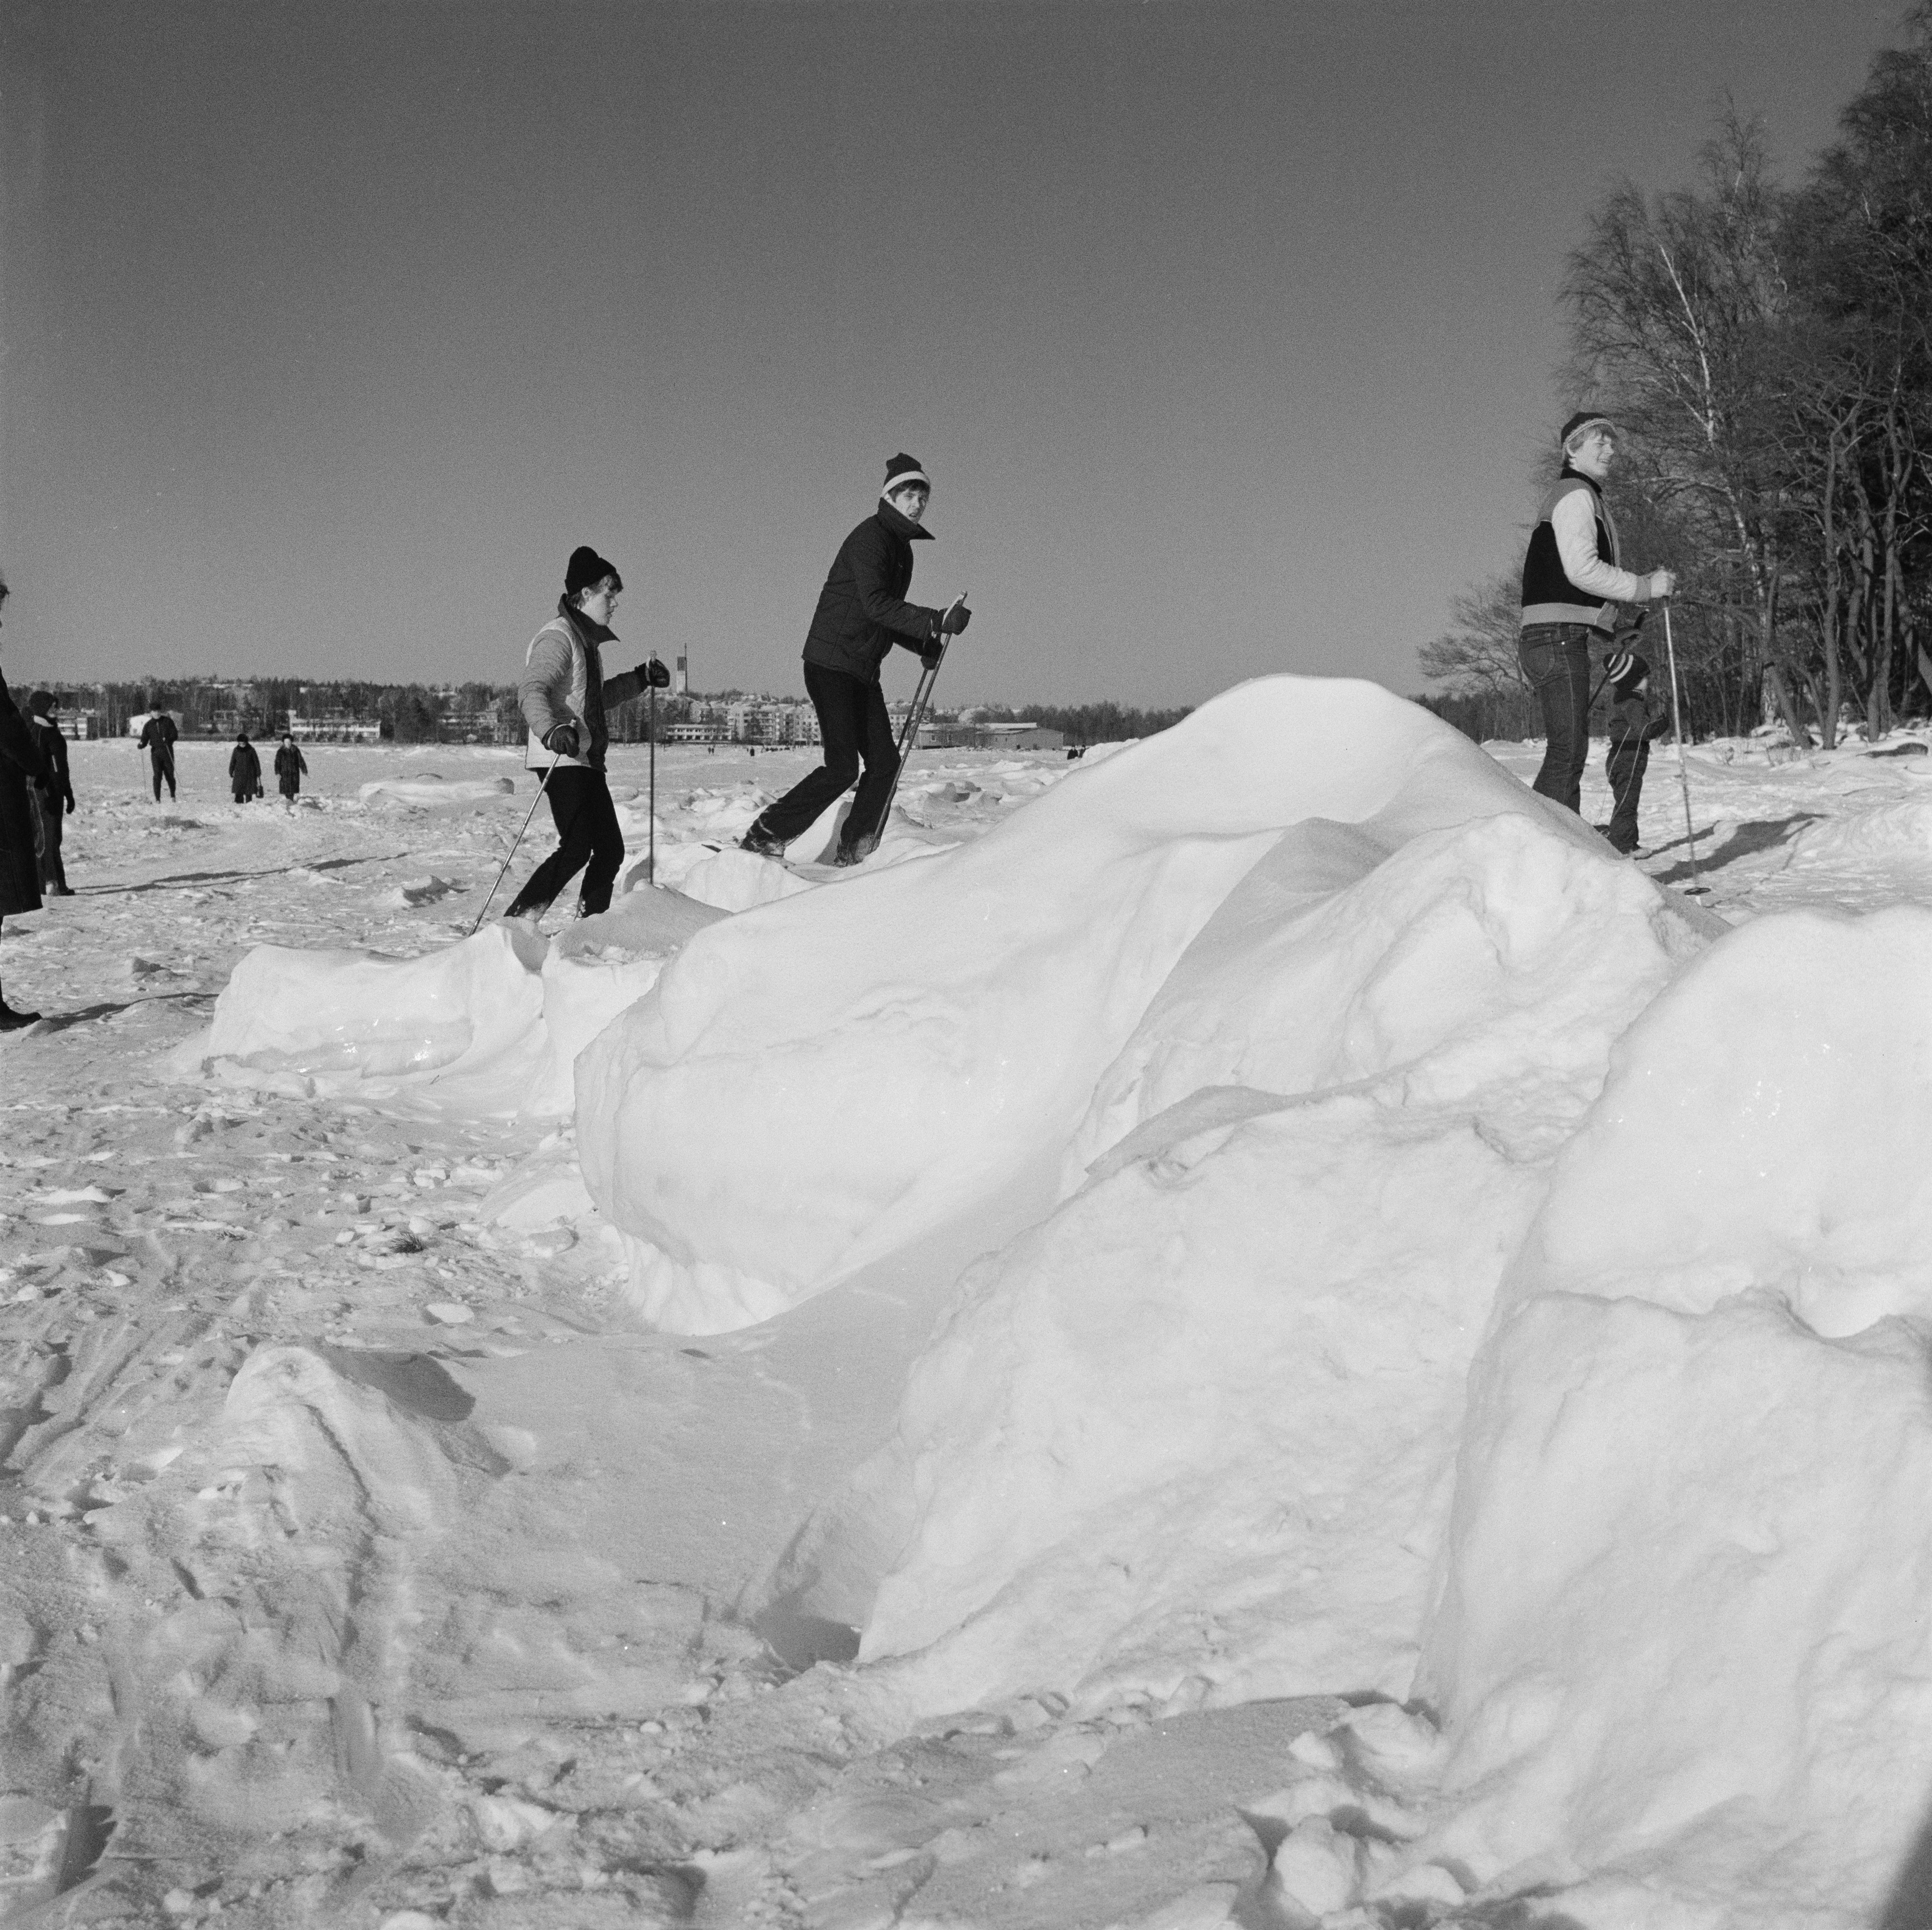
[543,724,580,759]
[1643,570,1676,602]
[939,602,972,637]
[64,795,75,815]
[637,657,671,689]
[921,654,942,672]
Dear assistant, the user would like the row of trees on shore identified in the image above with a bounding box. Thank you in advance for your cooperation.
[1424,8,1931,748]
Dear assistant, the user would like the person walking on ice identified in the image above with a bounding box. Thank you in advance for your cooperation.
[25,691,75,896]
[1601,646,1669,856]
[504,546,669,926]
[229,730,263,803]
[274,733,308,803]
[138,708,178,801]
[1518,412,1674,813]
[0,575,53,1030]
[740,453,970,866]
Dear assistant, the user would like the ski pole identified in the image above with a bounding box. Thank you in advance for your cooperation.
[1661,598,1703,893]
[647,680,657,886]
[471,753,558,934]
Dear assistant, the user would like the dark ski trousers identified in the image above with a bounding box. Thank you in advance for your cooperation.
[751,664,898,853]
[1605,735,1651,853]
[30,790,67,893]
[506,766,625,918]
[1519,623,1598,813]
[150,756,176,801]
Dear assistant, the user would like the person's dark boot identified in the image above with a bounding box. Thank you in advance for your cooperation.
[0,1001,41,1031]
[740,825,786,859]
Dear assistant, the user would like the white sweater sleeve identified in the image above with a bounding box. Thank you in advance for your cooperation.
[1552,488,1647,602]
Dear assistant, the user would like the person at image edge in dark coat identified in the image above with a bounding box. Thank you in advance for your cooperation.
[0,573,53,1030]
[741,453,971,865]
[230,731,263,803]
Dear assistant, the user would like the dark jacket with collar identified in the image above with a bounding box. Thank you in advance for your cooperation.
[230,740,263,794]
[0,671,51,918]
[802,500,942,684]
[29,715,73,809]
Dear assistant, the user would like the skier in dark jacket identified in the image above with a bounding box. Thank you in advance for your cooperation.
[504,546,670,924]
[230,732,263,803]
[741,453,970,865]
[138,711,179,800]
[274,735,308,801]
[1602,648,1670,856]
[25,691,74,895]
[0,576,51,1028]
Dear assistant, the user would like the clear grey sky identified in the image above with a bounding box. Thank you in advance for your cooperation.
[0,1,1908,707]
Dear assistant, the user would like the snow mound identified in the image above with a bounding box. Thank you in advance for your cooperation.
[1413,906,1932,1920]
[356,775,516,804]
[178,888,723,1115]
[1787,791,1932,869]
[575,678,1695,1338]
[797,808,1697,1721]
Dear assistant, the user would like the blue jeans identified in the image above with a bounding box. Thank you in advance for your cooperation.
[1519,624,1599,813]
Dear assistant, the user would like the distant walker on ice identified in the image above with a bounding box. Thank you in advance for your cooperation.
[1518,412,1674,814]
[26,689,75,895]
[138,708,179,801]
[229,730,263,803]
[505,546,669,926]
[741,452,970,867]
[274,733,308,802]
[0,573,53,1029]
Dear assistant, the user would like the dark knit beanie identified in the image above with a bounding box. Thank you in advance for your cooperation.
[882,453,930,500]
[26,690,54,718]
[1608,649,1650,697]
[1560,410,1615,450]
[565,546,622,598]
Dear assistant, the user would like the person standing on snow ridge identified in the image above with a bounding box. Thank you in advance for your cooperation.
[505,546,670,925]
[25,691,74,896]
[139,709,179,800]
[1518,412,1676,813]
[1601,648,1670,856]
[274,733,308,802]
[740,452,970,866]
[0,575,53,1029]
[229,730,263,803]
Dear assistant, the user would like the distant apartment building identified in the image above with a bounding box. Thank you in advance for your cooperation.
[289,712,381,743]
[723,699,820,746]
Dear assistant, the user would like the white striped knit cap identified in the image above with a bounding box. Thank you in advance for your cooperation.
[1607,649,1647,687]
[882,452,930,500]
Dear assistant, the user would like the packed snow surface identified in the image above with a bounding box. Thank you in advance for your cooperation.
[5,690,1932,1929]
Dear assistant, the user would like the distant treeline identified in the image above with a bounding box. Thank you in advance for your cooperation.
[974,702,1193,745]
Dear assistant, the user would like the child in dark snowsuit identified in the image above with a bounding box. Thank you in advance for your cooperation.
[1603,649,1669,855]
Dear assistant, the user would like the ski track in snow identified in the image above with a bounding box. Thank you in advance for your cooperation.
[1,725,1929,1929]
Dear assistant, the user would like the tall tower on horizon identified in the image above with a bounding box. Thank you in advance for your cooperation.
[675,653,688,697]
